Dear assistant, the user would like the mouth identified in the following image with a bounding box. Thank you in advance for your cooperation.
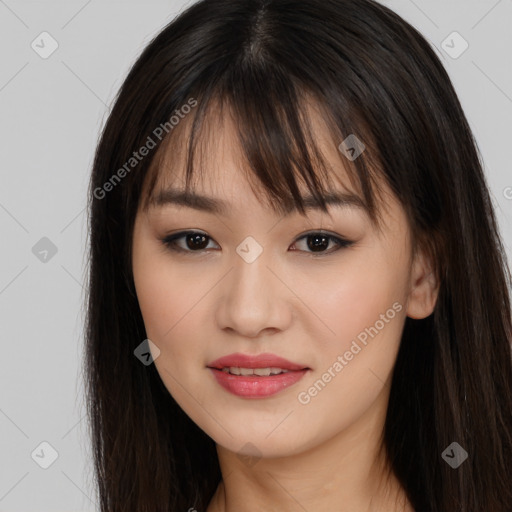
[206,353,311,398]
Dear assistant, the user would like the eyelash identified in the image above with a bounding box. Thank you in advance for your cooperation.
[160,230,354,257]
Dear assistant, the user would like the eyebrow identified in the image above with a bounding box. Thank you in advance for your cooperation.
[148,187,368,216]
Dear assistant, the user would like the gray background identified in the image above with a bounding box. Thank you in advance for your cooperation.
[0,0,511,510]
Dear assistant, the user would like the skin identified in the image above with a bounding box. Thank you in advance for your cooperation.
[131,104,439,512]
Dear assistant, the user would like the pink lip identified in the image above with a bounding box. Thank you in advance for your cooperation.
[207,352,310,399]
[208,368,309,398]
[207,352,308,371]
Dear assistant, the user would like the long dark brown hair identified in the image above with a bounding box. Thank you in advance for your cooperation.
[84,0,512,510]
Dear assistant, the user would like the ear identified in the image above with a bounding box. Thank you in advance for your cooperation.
[406,249,440,319]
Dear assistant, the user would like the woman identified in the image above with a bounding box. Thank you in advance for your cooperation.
[85,0,512,510]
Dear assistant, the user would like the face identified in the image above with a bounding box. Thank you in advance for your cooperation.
[131,106,438,460]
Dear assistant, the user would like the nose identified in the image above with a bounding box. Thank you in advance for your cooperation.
[215,249,293,339]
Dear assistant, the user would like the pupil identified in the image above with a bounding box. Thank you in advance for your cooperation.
[308,234,329,252]
[187,233,208,250]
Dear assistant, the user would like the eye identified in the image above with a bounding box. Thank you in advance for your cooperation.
[160,230,354,255]
[161,231,219,254]
[290,231,354,255]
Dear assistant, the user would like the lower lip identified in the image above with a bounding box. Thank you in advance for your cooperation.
[208,368,309,398]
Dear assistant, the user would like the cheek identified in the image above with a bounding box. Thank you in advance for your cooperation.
[293,262,407,432]
[311,252,405,345]
[133,258,174,339]
[132,239,189,346]
[132,243,219,373]
[300,244,409,402]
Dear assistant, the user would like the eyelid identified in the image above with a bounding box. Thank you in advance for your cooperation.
[160,229,354,256]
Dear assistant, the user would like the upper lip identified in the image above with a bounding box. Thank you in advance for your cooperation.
[207,352,309,371]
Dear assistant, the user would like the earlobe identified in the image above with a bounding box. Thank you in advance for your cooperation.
[405,252,440,320]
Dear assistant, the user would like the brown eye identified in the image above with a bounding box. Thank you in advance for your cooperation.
[161,231,218,253]
[184,232,209,250]
[290,232,354,255]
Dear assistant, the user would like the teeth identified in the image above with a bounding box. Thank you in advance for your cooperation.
[254,368,271,376]
[220,366,290,376]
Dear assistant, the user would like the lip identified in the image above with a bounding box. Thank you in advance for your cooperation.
[207,352,309,371]
[208,368,309,398]
[207,352,310,399]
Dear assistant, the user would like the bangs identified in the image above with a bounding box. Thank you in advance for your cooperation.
[140,59,389,233]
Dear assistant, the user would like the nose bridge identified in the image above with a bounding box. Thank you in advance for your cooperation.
[216,238,291,336]
[229,242,273,309]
